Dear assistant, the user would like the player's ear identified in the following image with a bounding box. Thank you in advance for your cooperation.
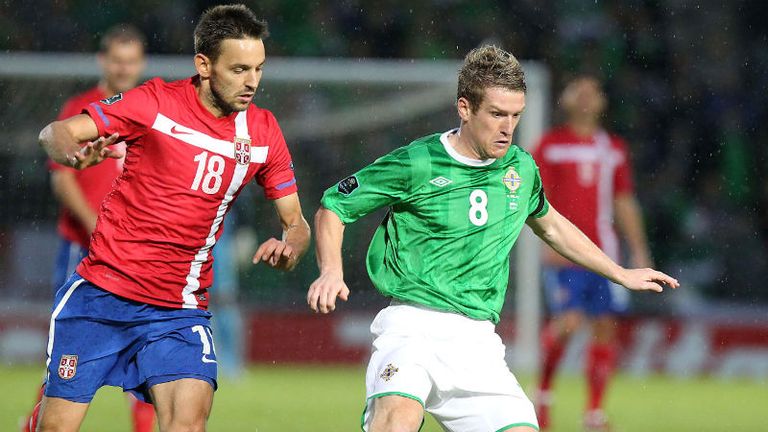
[456,97,472,122]
[194,53,213,78]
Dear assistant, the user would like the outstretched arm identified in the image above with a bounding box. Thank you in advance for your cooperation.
[252,192,310,271]
[526,206,678,292]
[306,207,349,313]
[39,114,123,169]
[614,193,653,268]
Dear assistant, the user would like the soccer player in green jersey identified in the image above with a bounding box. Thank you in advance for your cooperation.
[307,46,678,432]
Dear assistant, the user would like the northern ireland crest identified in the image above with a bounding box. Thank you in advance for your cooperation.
[503,167,522,192]
[234,137,251,165]
[58,354,78,380]
[379,363,399,382]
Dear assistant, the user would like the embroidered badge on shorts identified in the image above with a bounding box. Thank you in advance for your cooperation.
[380,363,399,382]
[58,354,78,380]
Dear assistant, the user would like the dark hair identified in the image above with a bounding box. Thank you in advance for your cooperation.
[457,45,526,111]
[194,4,269,61]
[99,23,146,53]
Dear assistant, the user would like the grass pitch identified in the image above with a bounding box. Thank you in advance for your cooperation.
[2,364,765,431]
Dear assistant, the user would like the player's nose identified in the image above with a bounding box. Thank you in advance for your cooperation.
[244,69,259,89]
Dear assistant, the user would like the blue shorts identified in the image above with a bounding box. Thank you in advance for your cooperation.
[543,267,628,316]
[44,273,218,403]
[52,238,88,292]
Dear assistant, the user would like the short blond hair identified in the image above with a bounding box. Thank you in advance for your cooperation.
[457,45,526,111]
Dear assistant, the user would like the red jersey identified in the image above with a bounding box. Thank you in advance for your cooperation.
[533,126,634,260]
[49,87,125,248]
[77,77,298,310]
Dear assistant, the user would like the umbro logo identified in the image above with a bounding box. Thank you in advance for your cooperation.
[429,176,453,187]
[171,125,192,135]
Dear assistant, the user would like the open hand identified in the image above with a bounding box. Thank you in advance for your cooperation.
[70,133,124,169]
[618,268,679,293]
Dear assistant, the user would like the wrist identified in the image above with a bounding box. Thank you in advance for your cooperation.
[611,266,629,286]
[320,266,343,278]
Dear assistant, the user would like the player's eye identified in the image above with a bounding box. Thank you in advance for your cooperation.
[233,68,245,74]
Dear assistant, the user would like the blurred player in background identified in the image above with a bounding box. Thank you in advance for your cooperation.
[308,47,676,432]
[21,23,154,432]
[35,4,310,431]
[532,76,653,431]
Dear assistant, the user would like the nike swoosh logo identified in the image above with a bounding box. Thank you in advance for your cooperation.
[171,125,192,135]
[202,355,217,364]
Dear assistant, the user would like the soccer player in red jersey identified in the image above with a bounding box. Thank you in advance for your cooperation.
[532,76,653,431]
[21,24,156,432]
[36,5,310,431]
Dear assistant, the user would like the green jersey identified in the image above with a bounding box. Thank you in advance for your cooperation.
[322,130,549,323]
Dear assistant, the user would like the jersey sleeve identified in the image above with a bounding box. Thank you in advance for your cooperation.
[613,137,635,196]
[256,111,298,200]
[82,79,159,143]
[527,156,550,219]
[321,150,410,224]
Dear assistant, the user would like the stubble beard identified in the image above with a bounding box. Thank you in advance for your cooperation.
[209,79,248,116]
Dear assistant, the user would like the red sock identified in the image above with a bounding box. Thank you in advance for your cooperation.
[21,385,45,432]
[586,342,618,411]
[539,323,566,392]
[130,397,156,432]
[22,401,41,432]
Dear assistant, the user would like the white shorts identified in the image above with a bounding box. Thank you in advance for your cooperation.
[362,302,538,432]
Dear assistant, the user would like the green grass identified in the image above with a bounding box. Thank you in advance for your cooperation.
[2,364,766,431]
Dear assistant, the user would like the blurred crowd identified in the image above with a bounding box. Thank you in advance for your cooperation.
[2,0,767,304]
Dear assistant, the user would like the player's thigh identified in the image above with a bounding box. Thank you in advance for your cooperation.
[431,392,538,432]
[149,378,213,432]
[37,396,89,432]
[45,276,133,404]
[129,312,217,403]
[363,335,432,431]
[368,394,424,432]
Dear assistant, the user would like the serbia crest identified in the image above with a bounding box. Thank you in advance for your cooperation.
[234,137,251,165]
[58,354,78,380]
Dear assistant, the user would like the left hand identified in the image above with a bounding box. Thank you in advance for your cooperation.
[69,133,124,169]
[252,238,298,271]
[617,268,679,293]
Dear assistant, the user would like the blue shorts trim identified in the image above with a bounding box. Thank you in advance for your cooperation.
[44,273,218,404]
[543,267,627,316]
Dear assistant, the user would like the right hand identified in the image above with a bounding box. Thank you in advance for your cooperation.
[616,267,679,293]
[69,133,124,169]
[307,271,350,314]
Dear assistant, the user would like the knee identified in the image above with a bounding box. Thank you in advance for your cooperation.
[591,318,617,342]
[556,313,584,338]
[159,418,207,432]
